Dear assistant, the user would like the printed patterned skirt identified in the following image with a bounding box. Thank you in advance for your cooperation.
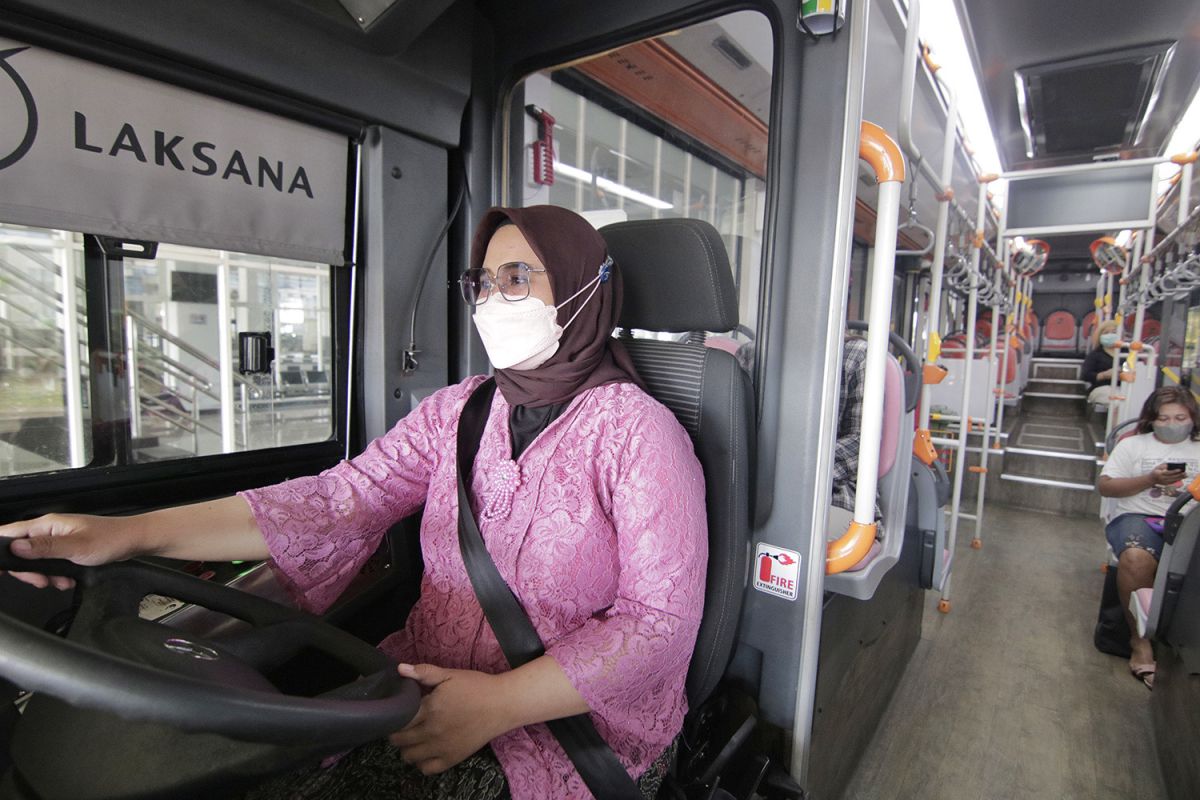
[243,738,676,799]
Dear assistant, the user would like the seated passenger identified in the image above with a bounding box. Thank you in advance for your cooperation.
[1098,386,1200,689]
[1082,320,1122,406]
[827,333,883,545]
[0,206,708,799]
[831,335,868,516]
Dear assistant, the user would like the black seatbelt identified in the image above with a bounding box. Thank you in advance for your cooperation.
[456,378,643,800]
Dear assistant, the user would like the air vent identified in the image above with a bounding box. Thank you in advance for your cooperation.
[712,35,753,70]
[1014,42,1176,160]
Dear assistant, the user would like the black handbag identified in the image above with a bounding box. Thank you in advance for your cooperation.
[1093,566,1132,659]
[455,378,642,800]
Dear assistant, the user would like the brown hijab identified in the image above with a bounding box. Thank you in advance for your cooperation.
[469,205,643,407]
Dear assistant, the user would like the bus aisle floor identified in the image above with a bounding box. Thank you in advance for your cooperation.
[842,504,1167,800]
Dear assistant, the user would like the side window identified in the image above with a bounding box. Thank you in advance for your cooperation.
[512,11,773,361]
[0,225,89,475]
[121,243,335,457]
[0,222,336,478]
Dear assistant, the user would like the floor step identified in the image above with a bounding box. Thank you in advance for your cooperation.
[1024,391,1087,400]
[1002,449,1099,482]
[999,473,1095,491]
[1003,446,1098,462]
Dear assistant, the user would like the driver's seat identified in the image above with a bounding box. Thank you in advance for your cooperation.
[600,218,754,709]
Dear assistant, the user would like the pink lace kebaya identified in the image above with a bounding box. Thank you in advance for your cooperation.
[241,375,707,799]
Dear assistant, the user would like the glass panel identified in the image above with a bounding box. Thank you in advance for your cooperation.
[688,158,715,223]
[0,224,90,477]
[547,83,581,211]
[0,222,336,480]
[124,244,334,462]
[623,124,659,222]
[579,103,622,213]
[515,10,771,352]
[660,142,690,218]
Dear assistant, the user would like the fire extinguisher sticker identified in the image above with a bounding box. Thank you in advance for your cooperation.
[753,543,801,600]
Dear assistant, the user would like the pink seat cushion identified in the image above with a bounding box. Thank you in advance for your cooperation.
[705,336,741,356]
[877,356,902,479]
[846,540,883,572]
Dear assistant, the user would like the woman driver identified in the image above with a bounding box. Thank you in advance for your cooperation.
[0,205,708,799]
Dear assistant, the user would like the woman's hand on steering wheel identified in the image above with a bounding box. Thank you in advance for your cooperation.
[0,513,139,590]
[388,663,512,775]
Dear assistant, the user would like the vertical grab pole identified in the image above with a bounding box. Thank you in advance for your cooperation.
[973,252,1003,548]
[900,0,959,435]
[1107,270,1115,320]
[941,177,994,611]
[1105,342,1125,442]
[995,273,1017,436]
[828,122,907,574]
[917,66,958,433]
[1131,233,1147,343]
[992,210,1014,449]
[1117,239,1131,322]
[1174,152,1195,229]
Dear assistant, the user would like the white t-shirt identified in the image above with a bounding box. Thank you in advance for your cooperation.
[1101,432,1200,519]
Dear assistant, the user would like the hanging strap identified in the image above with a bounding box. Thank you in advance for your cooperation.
[455,378,643,800]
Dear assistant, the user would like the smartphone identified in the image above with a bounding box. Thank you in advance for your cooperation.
[1166,462,1186,472]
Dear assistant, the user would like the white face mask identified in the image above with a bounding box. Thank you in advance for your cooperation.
[471,258,611,371]
[472,296,562,370]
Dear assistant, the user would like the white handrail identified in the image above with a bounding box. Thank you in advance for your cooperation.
[827,121,906,575]
[940,178,993,611]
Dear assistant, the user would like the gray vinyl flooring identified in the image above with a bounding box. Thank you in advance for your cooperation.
[841,504,1167,800]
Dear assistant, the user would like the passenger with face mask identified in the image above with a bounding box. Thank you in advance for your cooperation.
[1098,386,1200,688]
[0,205,707,799]
[1082,319,1123,406]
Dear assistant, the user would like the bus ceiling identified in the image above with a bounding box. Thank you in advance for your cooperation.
[955,0,1200,171]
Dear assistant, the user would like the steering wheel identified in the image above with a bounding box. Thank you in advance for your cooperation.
[0,539,420,798]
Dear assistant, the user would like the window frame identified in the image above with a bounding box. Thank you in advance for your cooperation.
[0,240,353,517]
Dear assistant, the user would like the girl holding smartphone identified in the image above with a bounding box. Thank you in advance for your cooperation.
[1099,386,1200,688]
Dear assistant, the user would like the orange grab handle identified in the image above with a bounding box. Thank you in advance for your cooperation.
[827,520,877,575]
[969,466,987,474]
[1189,474,1200,502]
[859,121,906,184]
[922,43,940,73]
[1172,151,1199,165]
[914,429,938,465]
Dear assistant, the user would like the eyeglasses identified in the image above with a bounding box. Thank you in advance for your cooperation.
[459,261,547,306]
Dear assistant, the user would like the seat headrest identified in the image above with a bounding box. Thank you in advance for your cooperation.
[600,218,739,333]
